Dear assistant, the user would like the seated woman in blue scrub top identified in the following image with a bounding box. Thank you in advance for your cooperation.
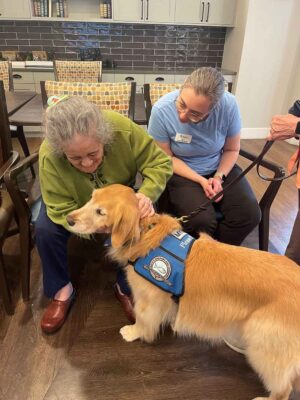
[148,67,261,245]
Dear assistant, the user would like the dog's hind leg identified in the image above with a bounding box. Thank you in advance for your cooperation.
[252,384,292,400]
[247,344,294,400]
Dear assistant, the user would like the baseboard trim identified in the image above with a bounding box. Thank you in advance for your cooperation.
[241,128,299,145]
[241,128,268,139]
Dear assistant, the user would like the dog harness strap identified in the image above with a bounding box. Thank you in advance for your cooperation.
[133,230,195,297]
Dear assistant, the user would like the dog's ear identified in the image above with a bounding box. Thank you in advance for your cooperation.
[111,202,140,248]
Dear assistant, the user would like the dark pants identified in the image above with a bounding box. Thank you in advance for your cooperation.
[285,189,300,265]
[164,165,261,245]
[35,201,129,298]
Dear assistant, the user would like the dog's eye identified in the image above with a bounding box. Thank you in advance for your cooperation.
[96,208,105,216]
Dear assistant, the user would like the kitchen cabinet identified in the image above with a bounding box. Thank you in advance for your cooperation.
[0,0,30,18]
[174,0,236,26]
[11,68,234,94]
[102,73,115,82]
[144,73,175,84]
[60,0,112,20]
[13,70,55,92]
[175,73,233,91]
[28,0,112,20]
[114,72,145,93]
[1,0,235,25]
[113,0,175,23]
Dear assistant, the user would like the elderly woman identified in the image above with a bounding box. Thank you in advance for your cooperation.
[36,96,172,334]
[148,67,261,245]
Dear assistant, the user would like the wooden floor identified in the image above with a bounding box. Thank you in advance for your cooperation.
[0,138,299,400]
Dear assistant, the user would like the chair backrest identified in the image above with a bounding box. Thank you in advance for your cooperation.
[41,80,136,120]
[53,60,102,82]
[144,83,182,124]
[0,61,13,91]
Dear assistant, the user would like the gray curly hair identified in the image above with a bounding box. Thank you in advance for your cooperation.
[182,67,225,106]
[44,96,114,155]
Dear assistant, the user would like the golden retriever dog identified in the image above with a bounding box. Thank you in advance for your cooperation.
[67,184,300,400]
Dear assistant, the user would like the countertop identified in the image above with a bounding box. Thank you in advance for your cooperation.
[12,62,236,76]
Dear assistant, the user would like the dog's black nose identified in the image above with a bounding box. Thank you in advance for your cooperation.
[66,216,75,226]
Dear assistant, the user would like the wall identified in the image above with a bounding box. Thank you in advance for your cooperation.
[221,0,249,88]
[222,0,300,139]
[0,20,226,71]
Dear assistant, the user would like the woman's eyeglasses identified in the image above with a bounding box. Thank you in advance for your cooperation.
[175,96,211,123]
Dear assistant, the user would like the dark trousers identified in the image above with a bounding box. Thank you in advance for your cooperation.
[164,165,261,245]
[35,201,129,298]
[285,189,300,265]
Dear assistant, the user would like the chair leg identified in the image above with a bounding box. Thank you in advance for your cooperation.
[0,253,13,315]
[15,126,35,178]
[258,207,270,251]
[258,180,283,252]
[20,221,31,301]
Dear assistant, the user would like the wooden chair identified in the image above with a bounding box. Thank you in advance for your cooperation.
[0,61,13,91]
[0,75,38,309]
[143,82,285,251]
[0,63,32,163]
[144,82,182,124]
[0,150,20,314]
[4,152,40,306]
[53,60,102,82]
[41,80,136,120]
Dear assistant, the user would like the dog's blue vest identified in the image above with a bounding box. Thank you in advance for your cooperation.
[133,230,195,297]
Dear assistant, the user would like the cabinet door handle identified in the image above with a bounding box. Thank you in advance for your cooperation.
[13,74,22,79]
[155,77,164,82]
[141,0,144,19]
[206,1,210,22]
[200,2,205,22]
[146,0,149,20]
[125,76,135,81]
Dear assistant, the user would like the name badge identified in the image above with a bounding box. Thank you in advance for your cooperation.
[175,133,192,144]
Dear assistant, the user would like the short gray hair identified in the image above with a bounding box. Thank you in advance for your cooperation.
[44,96,114,155]
[182,67,225,106]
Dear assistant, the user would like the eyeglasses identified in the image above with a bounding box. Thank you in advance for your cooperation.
[175,96,211,123]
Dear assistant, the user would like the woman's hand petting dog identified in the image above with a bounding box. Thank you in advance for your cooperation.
[135,192,155,218]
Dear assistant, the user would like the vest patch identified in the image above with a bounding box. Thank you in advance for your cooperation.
[133,230,195,296]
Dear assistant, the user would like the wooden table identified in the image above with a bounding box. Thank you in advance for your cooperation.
[6,91,36,116]
[0,87,36,164]
[9,93,147,127]
[9,94,44,126]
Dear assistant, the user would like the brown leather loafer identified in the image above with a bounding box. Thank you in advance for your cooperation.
[113,283,135,323]
[41,289,76,334]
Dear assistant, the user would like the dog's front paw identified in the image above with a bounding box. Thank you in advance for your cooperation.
[252,397,269,400]
[120,325,140,342]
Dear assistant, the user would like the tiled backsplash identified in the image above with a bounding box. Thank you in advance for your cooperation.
[0,20,226,71]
